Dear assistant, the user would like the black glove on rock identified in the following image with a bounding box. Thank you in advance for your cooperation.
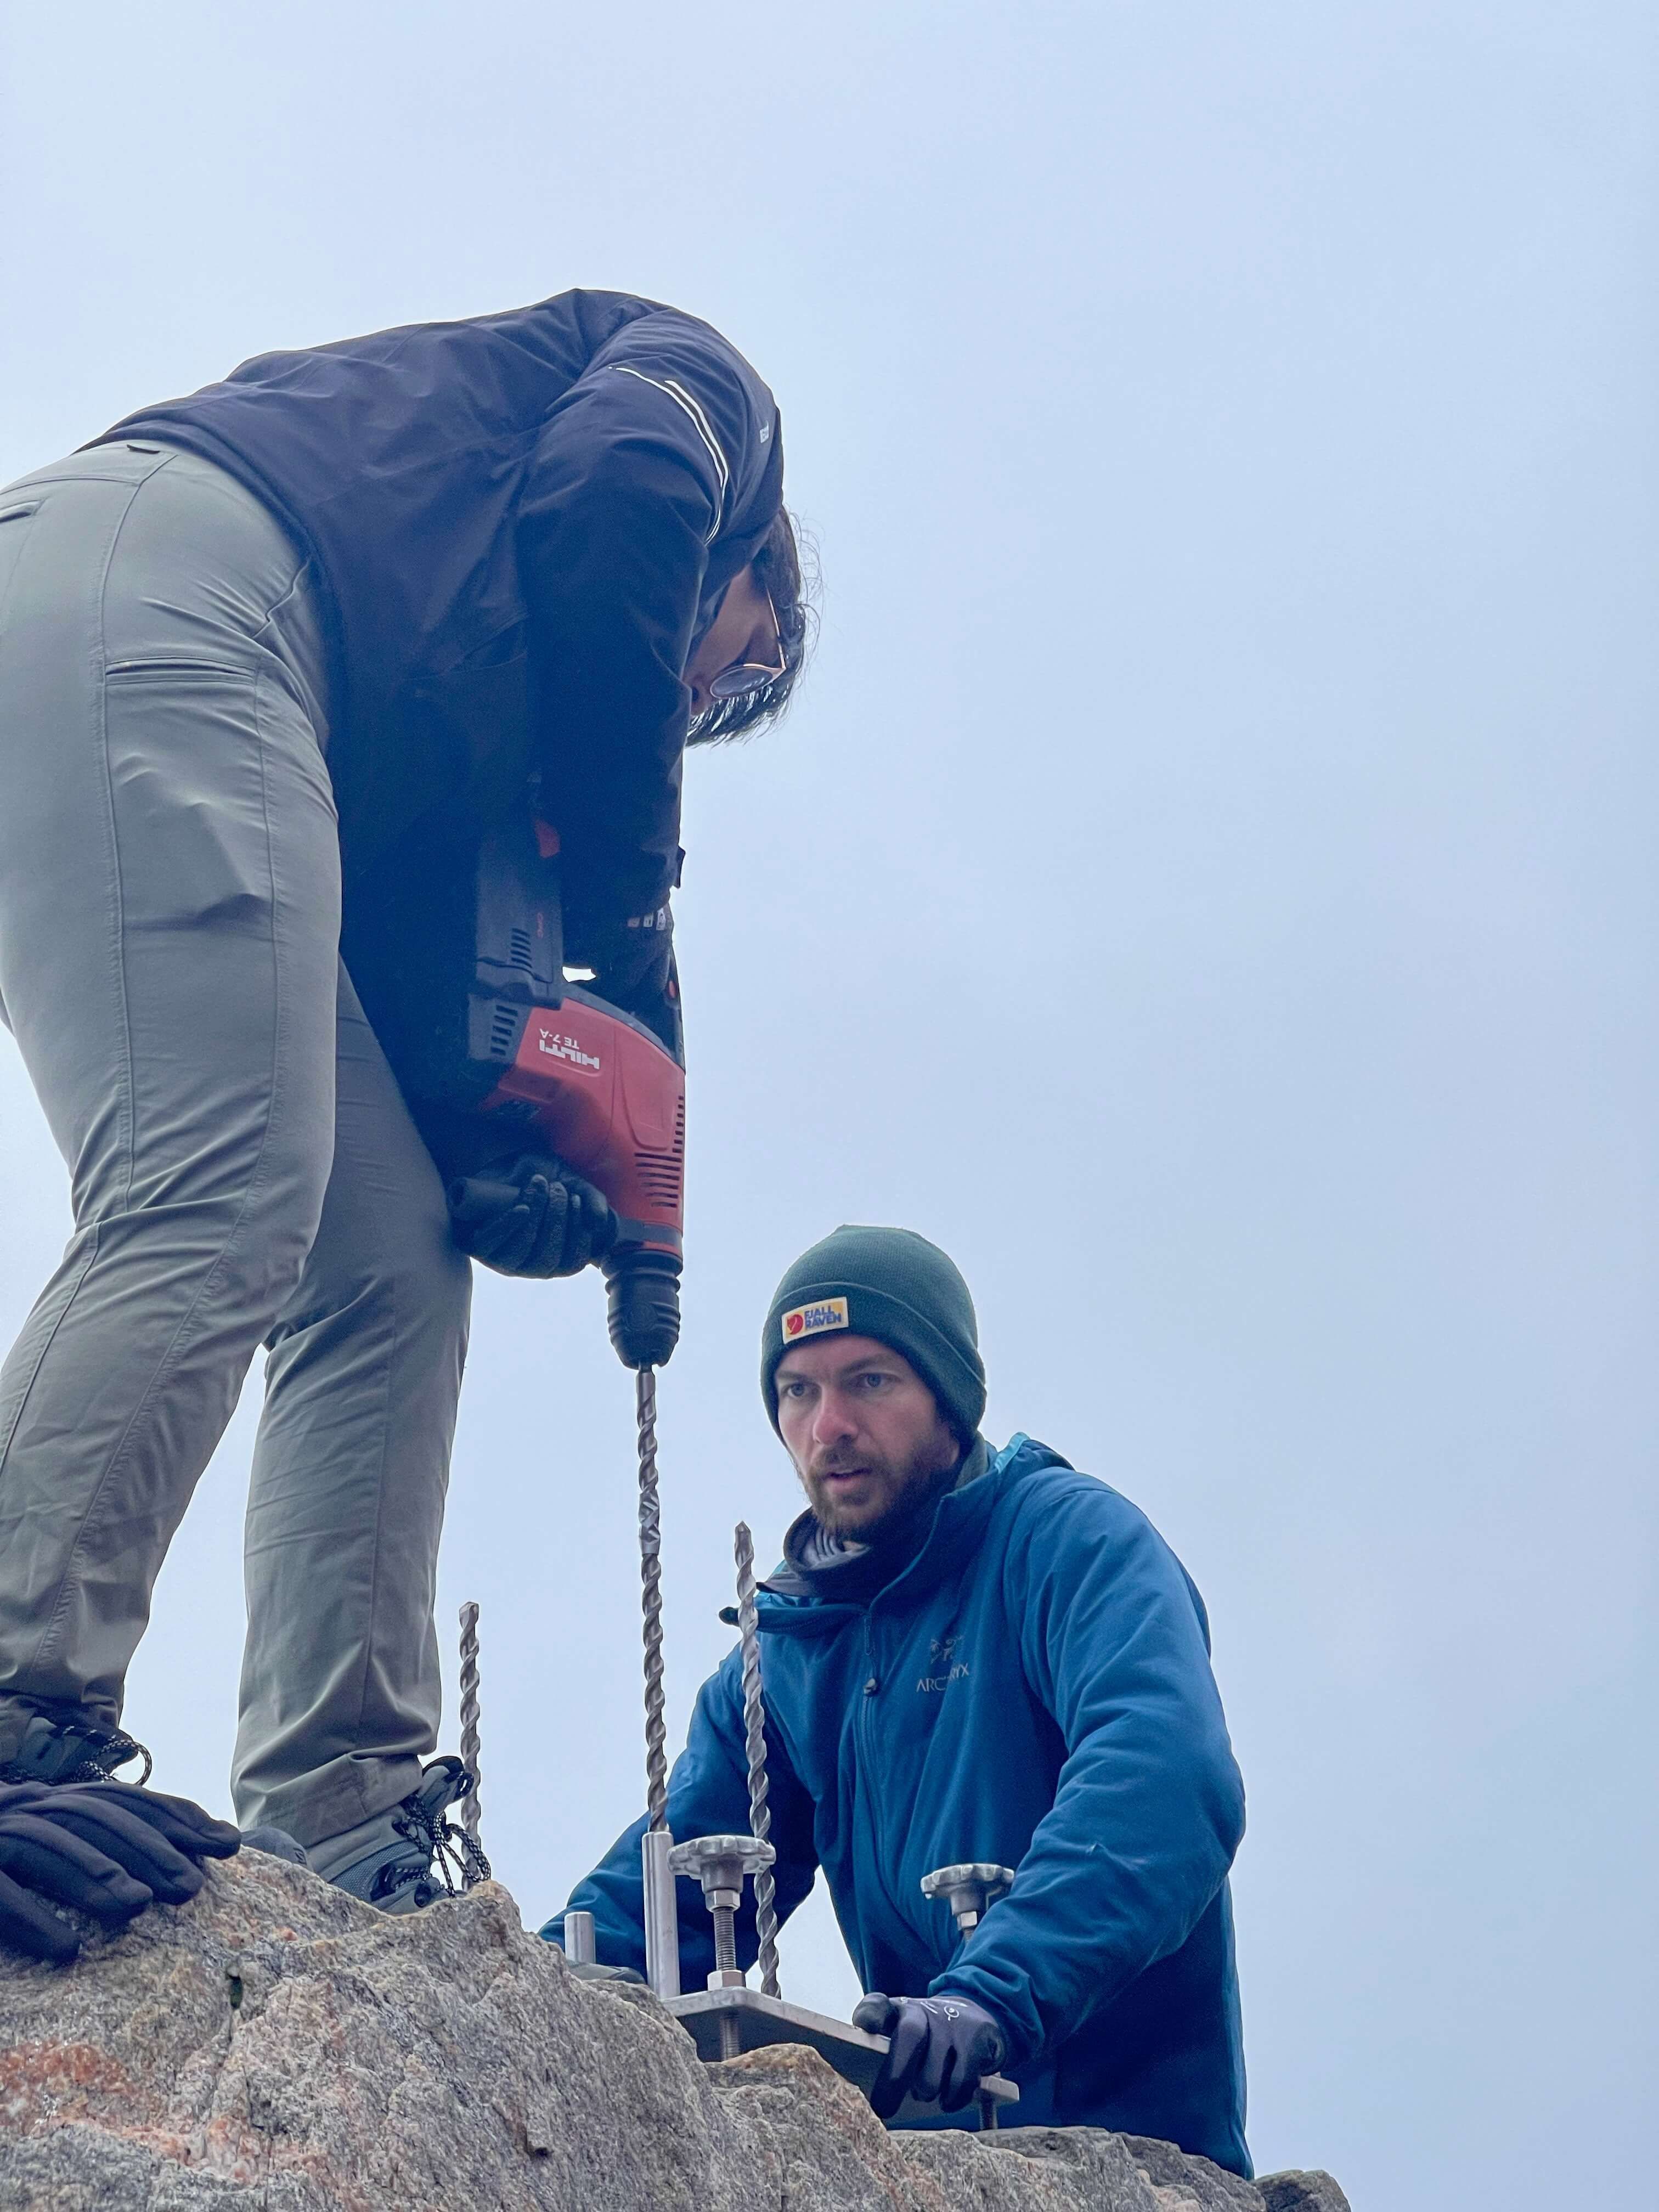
[0,1780,239,1962]
[20,1782,241,1899]
[852,1991,1006,2118]
[448,1153,616,1279]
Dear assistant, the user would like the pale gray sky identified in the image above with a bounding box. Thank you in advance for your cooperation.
[2,7,1655,2206]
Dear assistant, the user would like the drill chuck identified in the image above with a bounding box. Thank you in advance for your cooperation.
[605,1249,682,1369]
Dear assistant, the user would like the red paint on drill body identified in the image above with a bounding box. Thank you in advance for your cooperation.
[489,993,684,1249]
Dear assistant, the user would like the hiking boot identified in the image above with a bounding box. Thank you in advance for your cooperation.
[307,1757,488,1914]
[0,1713,154,1787]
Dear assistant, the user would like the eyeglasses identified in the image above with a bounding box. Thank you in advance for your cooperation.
[706,587,789,703]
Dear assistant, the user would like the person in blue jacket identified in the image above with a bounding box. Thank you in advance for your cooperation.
[0,292,806,1906]
[548,1226,1251,2176]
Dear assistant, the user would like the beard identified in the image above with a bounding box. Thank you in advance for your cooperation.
[802,1435,958,1541]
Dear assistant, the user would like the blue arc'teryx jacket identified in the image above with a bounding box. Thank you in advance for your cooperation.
[550,1437,1251,2176]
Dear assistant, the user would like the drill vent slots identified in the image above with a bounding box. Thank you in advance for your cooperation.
[633,1093,686,1209]
[488,1003,519,1059]
[509,927,533,973]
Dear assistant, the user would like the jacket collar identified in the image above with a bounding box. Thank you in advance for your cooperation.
[756,1434,1062,1638]
[777,1435,989,1596]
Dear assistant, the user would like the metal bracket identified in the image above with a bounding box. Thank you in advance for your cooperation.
[663,1984,1018,2128]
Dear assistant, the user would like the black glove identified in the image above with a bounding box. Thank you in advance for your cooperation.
[20,1781,241,1898]
[0,1780,240,1962]
[448,1153,616,1278]
[852,1990,1006,2118]
[579,905,674,1007]
[584,933,682,1057]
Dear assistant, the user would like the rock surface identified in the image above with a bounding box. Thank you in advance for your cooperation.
[0,1850,1350,2210]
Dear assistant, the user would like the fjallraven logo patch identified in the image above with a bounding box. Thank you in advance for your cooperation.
[782,1297,849,1341]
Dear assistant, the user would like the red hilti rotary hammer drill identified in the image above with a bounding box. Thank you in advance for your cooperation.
[347,812,684,1370]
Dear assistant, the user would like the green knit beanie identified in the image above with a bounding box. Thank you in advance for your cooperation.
[760,1226,986,1443]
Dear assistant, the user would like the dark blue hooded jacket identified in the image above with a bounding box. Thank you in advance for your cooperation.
[102,290,783,983]
[549,1436,1250,2176]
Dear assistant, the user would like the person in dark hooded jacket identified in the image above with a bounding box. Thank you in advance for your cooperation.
[548,1227,1251,2177]
[0,291,806,1909]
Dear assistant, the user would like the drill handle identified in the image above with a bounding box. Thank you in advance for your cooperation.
[447,1163,620,1271]
[447,1174,524,1228]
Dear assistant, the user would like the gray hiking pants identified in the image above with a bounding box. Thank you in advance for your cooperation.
[0,442,471,1845]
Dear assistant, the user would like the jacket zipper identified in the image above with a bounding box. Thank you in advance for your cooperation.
[854,1601,932,1968]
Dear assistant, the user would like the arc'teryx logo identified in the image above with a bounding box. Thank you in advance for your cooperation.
[916,1632,969,1694]
[537,1026,600,1072]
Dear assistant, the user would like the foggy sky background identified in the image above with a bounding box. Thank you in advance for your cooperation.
[2,7,1655,2206]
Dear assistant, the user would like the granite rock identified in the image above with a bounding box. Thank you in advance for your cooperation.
[0,1849,1351,2211]
[1256,2175,1353,2212]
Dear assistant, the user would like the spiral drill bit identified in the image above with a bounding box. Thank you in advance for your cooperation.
[734,1521,781,1996]
[457,1600,483,1849]
[636,1366,669,1830]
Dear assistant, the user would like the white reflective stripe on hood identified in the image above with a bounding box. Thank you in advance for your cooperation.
[611,365,730,541]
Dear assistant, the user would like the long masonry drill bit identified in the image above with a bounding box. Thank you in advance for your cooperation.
[636,1367,669,1830]
[734,1521,781,1997]
[636,1364,680,1997]
[458,1600,483,1849]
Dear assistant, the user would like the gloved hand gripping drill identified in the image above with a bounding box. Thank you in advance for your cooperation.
[448,1151,617,1280]
[385,819,687,1372]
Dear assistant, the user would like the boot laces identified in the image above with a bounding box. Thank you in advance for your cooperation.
[377,1770,489,1903]
[0,1718,153,1788]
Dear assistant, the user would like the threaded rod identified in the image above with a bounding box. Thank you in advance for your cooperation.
[735,1521,780,1996]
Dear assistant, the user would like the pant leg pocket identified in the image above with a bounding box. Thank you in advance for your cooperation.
[0,501,42,631]
[103,662,279,933]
